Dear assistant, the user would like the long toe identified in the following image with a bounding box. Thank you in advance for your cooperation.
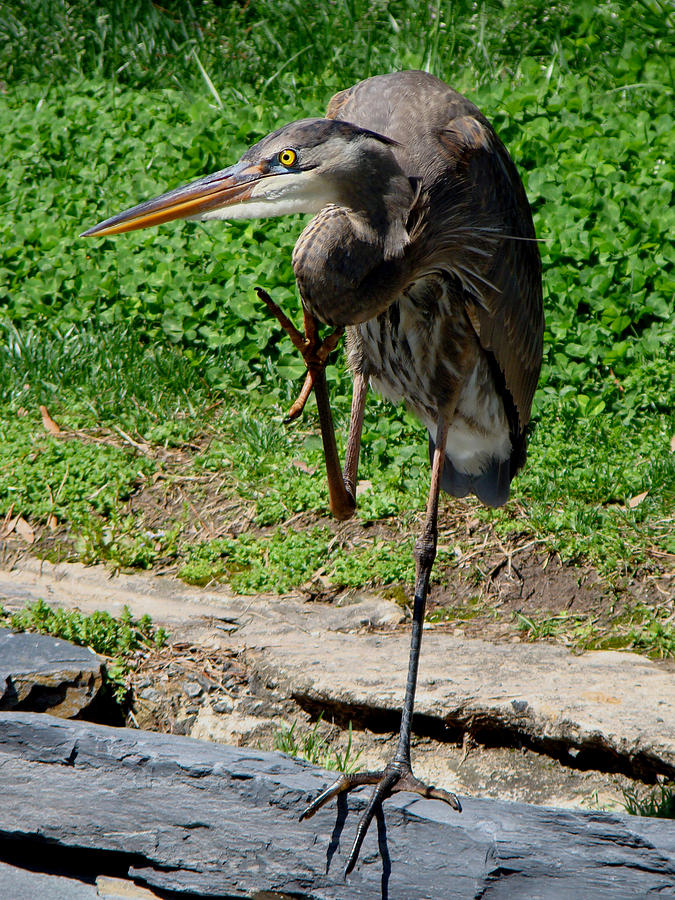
[299,770,384,822]
[396,769,462,811]
[301,762,462,876]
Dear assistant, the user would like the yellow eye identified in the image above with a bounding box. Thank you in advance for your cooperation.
[278,148,297,167]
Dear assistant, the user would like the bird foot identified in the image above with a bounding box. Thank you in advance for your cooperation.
[255,287,343,421]
[300,760,461,875]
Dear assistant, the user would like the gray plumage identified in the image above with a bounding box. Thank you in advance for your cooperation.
[85,74,543,508]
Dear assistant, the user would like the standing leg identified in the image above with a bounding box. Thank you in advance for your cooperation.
[301,412,461,875]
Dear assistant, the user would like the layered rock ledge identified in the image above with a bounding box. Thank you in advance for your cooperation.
[1,712,673,899]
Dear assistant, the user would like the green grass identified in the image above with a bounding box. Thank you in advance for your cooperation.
[622,783,675,819]
[179,528,417,593]
[514,605,675,659]
[0,599,168,701]
[274,715,362,774]
[0,322,214,442]
[3,1,671,100]
[0,2,673,635]
[0,412,155,523]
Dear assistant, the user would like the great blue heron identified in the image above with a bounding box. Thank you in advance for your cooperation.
[83,70,543,874]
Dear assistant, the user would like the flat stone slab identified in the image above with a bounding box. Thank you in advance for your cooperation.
[0,558,673,780]
[253,626,675,780]
[0,863,163,900]
[0,860,99,900]
[1,712,674,899]
[0,627,105,717]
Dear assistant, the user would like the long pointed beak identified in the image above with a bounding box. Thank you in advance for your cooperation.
[80,161,267,237]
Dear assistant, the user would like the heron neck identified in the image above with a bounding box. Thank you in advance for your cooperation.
[334,168,416,262]
[292,202,410,328]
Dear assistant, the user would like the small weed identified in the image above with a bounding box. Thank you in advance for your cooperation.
[382,584,410,608]
[628,619,675,660]
[622,784,675,819]
[2,600,168,702]
[274,715,362,774]
[515,611,577,641]
[77,514,182,570]
[514,605,675,659]
[179,529,331,592]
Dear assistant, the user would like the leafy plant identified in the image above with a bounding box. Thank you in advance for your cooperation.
[2,600,168,701]
[622,783,675,819]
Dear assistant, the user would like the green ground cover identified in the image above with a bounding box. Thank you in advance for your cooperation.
[0,2,673,652]
[0,598,167,701]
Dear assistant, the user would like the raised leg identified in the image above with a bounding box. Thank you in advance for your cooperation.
[255,287,366,521]
[255,288,343,421]
[301,412,461,875]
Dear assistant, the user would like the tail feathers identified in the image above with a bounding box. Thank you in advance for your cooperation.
[428,436,512,508]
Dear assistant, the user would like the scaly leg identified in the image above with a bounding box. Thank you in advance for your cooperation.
[300,413,462,875]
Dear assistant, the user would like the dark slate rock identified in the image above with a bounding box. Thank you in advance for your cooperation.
[0,712,673,899]
[0,628,105,717]
[0,860,99,900]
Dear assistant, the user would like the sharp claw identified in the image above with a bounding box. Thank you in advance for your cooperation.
[299,782,340,822]
[426,785,462,812]
[300,774,351,821]
[344,833,365,876]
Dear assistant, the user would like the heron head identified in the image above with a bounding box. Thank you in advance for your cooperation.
[81,118,413,238]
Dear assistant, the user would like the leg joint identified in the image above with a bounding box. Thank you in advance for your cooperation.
[413,531,437,571]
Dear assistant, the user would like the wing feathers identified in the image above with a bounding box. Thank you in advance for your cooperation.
[326,71,544,431]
